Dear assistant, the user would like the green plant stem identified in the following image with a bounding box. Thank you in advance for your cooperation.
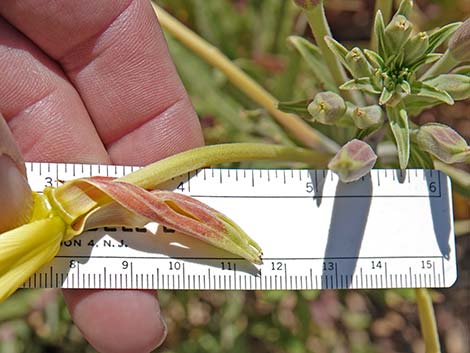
[121,143,332,189]
[304,2,364,106]
[152,3,339,153]
[455,220,470,236]
[415,288,441,353]
[420,50,459,80]
[371,0,393,50]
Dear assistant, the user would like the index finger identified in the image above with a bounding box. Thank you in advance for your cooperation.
[1,1,204,352]
[0,0,204,165]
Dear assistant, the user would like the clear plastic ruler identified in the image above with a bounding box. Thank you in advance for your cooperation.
[22,162,457,290]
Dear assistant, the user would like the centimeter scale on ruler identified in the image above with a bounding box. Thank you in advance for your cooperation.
[23,162,457,290]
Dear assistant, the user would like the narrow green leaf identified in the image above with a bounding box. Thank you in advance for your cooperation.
[452,65,470,75]
[387,105,410,169]
[399,80,411,94]
[427,22,462,54]
[434,160,470,197]
[403,95,440,116]
[277,99,310,116]
[324,36,350,69]
[424,74,470,100]
[411,82,454,105]
[355,126,381,140]
[410,53,442,71]
[287,35,337,91]
[373,10,388,59]
[408,140,434,169]
[379,87,394,105]
[363,49,384,69]
[340,78,381,94]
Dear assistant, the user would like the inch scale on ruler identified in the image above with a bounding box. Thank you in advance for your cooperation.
[23,162,457,290]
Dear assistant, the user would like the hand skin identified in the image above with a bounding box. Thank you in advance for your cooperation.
[0,1,204,352]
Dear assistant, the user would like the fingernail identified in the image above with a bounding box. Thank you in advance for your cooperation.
[156,313,168,348]
[0,155,33,232]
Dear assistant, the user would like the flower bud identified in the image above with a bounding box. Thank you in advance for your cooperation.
[292,0,321,9]
[328,139,377,183]
[307,92,346,125]
[384,15,413,52]
[345,47,375,78]
[416,123,470,164]
[403,31,429,65]
[449,18,470,62]
[351,105,384,129]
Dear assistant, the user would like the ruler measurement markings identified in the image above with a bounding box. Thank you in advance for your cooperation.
[441,256,447,287]
[23,163,456,290]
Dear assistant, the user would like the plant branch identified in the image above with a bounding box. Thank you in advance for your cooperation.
[121,143,332,190]
[415,288,441,353]
[152,3,340,153]
[303,2,364,106]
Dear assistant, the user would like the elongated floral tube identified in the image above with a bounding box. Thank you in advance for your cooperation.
[120,143,331,190]
[0,142,331,302]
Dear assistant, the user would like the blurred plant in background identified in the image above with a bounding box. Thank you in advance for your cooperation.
[0,0,469,352]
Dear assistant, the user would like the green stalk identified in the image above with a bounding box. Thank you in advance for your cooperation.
[152,3,339,153]
[415,288,441,353]
[121,143,332,189]
[420,50,459,80]
[304,2,364,106]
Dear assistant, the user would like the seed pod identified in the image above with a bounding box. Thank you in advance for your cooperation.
[328,139,377,183]
[307,92,346,125]
[416,123,470,164]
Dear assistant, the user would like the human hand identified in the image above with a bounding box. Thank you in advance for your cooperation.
[0,1,204,351]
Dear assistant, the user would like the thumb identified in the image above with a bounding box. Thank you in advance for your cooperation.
[0,114,33,233]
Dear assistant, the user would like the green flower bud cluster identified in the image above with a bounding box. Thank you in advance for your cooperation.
[280,0,470,181]
[325,1,464,109]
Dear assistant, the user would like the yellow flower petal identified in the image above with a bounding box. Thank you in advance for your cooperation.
[0,217,65,301]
